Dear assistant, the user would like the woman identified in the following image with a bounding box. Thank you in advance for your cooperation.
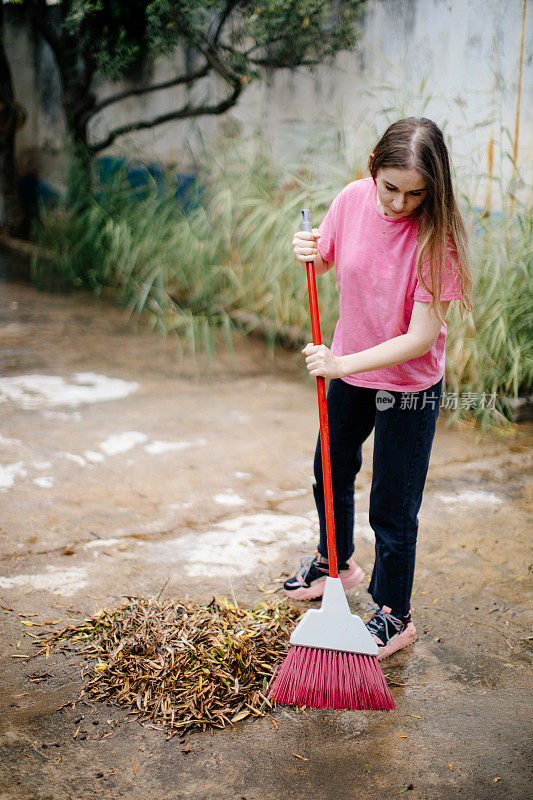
[284,117,472,660]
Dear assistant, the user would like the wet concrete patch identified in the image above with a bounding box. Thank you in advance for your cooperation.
[437,489,504,507]
[422,641,504,688]
[142,512,317,577]
[0,566,89,594]
[0,372,139,408]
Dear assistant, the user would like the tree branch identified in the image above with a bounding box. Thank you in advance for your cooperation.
[168,6,240,88]
[218,38,327,69]
[212,0,241,43]
[88,81,243,154]
[83,64,211,125]
[247,55,326,68]
[220,40,328,69]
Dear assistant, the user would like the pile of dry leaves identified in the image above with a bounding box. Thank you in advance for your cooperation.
[31,596,301,735]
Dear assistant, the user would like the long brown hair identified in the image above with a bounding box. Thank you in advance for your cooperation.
[368,117,472,320]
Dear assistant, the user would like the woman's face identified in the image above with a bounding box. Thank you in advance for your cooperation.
[375,167,427,217]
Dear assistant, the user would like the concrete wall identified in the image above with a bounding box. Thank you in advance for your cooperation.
[6,0,532,208]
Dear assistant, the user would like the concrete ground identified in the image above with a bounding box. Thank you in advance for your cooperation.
[0,263,531,800]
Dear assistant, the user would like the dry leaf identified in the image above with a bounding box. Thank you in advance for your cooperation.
[28,596,299,735]
[232,710,250,723]
[292,753,309,761]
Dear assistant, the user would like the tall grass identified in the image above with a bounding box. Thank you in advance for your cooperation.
[32,142,345,350]
[32,137,532,426]
[445,208,532,427]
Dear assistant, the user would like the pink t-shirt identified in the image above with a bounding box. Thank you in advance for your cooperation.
[317,178,462,392]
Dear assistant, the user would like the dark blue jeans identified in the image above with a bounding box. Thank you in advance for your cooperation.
[313,377,442,618]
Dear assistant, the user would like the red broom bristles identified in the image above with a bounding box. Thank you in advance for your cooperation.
[269,645,395,711]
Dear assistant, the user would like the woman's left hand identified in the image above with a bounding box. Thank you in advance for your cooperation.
[303,343,343,379]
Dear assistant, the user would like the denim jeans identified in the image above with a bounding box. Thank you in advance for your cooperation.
[313,377,442,618]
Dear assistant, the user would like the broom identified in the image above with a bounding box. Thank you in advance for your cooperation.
[269,209,395,712]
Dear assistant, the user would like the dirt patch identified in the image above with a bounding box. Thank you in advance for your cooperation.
[0,262,531,799]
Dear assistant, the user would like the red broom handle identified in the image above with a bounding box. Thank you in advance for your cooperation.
[302,209,338,577]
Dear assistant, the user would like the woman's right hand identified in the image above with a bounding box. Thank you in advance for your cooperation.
[292,228,321,266]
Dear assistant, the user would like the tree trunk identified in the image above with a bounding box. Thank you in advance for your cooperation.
[28,1,96,195]
[0,5,23,234]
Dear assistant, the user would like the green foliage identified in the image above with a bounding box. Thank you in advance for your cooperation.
[65,0,151,78]
[146,0,364,74]
[32,139,342,349]
[32,134,532,427]
[445,209,532,428]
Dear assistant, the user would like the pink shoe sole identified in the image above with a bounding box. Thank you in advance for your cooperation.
[283,559,365,601]
[374,621,417,661]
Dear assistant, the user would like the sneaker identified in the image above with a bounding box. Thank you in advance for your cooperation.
[283,550,365,600]
[366,606,417,660]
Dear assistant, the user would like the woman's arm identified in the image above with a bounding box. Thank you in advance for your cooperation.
[304,300,451,379]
